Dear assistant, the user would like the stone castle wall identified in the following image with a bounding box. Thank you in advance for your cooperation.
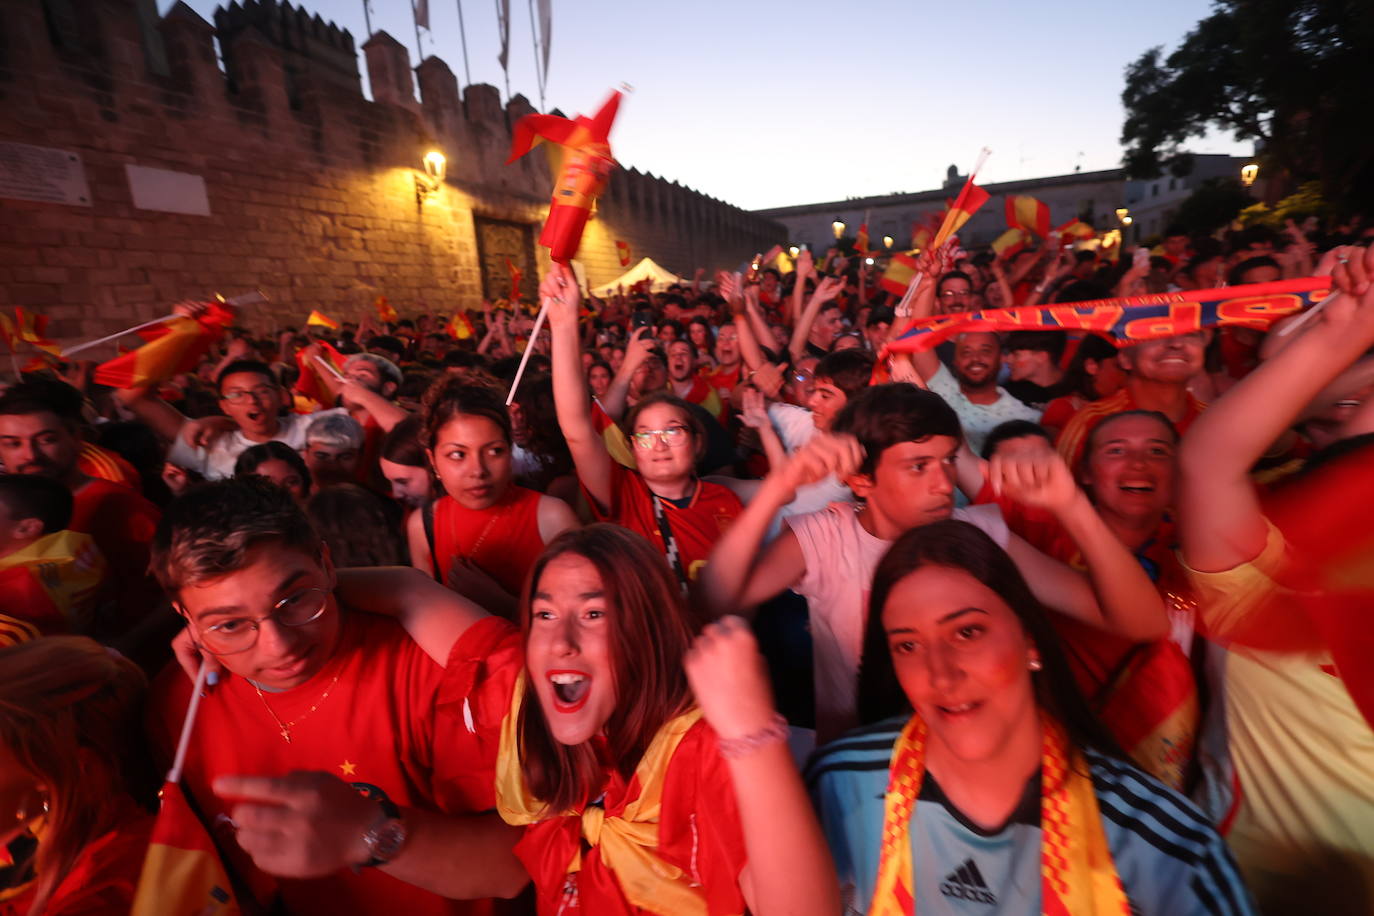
[0,0,783,344]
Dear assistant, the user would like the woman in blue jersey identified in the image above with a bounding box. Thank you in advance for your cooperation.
[807,519,1253,916]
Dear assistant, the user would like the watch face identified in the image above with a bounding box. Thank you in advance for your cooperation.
[368,819,407,861]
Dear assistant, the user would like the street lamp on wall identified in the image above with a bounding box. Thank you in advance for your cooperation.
[832,219,845,239]
[1240,163,1259,187]
[416,150,447,205]
[882,235,894,249]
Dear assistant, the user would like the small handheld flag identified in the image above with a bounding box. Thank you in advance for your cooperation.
[306,309,340,330]
[615,239,632,267]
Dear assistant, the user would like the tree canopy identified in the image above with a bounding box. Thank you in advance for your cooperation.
[1121,0,1374,214]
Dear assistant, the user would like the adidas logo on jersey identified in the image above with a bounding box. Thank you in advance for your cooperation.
[940,858,996,905]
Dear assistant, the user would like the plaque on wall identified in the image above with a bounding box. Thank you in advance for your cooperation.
[0,141,92,207]
[125,164,212,217]
[473,217,537,303]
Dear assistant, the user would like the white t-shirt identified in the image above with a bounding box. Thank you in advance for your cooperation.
[167,407,348,480]
[786,502,1009,741]
[927,363,1042,455]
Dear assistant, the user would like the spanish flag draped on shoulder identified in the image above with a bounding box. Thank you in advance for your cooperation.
[93,301,237,389]
[0,530,106,642]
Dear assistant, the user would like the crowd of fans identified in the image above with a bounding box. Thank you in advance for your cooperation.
[1,217,1372,915]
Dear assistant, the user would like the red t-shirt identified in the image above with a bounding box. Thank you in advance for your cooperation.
[68,477,162,629]
[148,612,516,916]
[515,719,747,915]
[587,464,741,581]
[0,796,153,916]
[432,486,548,598]
[704,364,743,405]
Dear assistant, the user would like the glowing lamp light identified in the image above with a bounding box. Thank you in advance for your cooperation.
[882,235,894,249]
[416,150,448,206]
[1240,163,1259,187]
[864,257,875,266]
[1121,216,1133,225]
[832,219,846,238]
[1115,207,1129,222]
[788,246,800,258]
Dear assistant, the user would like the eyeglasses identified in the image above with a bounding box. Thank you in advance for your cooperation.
[222,385,278,403]
[632,426,690,450]
[190,587,330,655]
[939,290,971,298]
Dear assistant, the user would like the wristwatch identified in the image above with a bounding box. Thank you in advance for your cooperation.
[359,796,407,868]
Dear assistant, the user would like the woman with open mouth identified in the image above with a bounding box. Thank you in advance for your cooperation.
[494,524,840,915]
[809,520,1251,915]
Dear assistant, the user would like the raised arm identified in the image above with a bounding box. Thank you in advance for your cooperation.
[599,325,655,422]
[788,276,843,363]
[1180,245,1374,573]
[546,263,616,513]
[991,450,1168,641]
[697,434,862,618]
[685,619,841,916]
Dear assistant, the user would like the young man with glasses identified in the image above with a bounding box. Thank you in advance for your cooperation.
[147,478,527,914]
[116,357,352,481]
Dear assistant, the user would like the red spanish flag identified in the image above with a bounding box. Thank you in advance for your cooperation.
[506,259,523,301]
[374,296,398,323]
[931,180,990,251]
[132,781,240,915]
[879,252,920,297]
[0,530,106,636]
[293,339,347,405]
[615,239,632,267]
[854,223,870,255]
[1056,218,1096,244]
[92,302,236,389]
[0,308,61,358]
[447,311,476,340]
[1005,195,1051,238]
[306,309,339,330]
[992,227,1033,259]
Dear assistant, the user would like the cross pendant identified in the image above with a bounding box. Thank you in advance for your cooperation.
[280,729,292,743]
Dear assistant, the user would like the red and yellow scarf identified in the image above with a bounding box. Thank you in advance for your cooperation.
[495,672,714,916]
[870,712,1130,916]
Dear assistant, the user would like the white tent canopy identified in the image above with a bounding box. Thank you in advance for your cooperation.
[590,257,686,296]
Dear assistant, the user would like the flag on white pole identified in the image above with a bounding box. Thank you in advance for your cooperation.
[537,0,551,80]
[415,0,430,30]
[496,0,511,70]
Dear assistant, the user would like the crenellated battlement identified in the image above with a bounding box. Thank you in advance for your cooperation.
[0,0,782,339]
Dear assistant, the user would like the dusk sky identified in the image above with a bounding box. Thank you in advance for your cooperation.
[177,0,1251,211]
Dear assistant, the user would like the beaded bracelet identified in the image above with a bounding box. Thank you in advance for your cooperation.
[717,713,790,760]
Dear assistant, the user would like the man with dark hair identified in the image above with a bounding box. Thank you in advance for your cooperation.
[934,270,974,315]
[115,357,351,481]
[665,338,723,419]
[919,331,1042,454]
[1003,330,1073,410]
[148,478,526,914]
[0,381,160,630]
[1228,255,1282,287]
[703,383,1165,740]
[862,305,895,352]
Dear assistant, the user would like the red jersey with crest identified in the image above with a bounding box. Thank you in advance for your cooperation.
[148,612,517,916]
[586,463,741,581]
